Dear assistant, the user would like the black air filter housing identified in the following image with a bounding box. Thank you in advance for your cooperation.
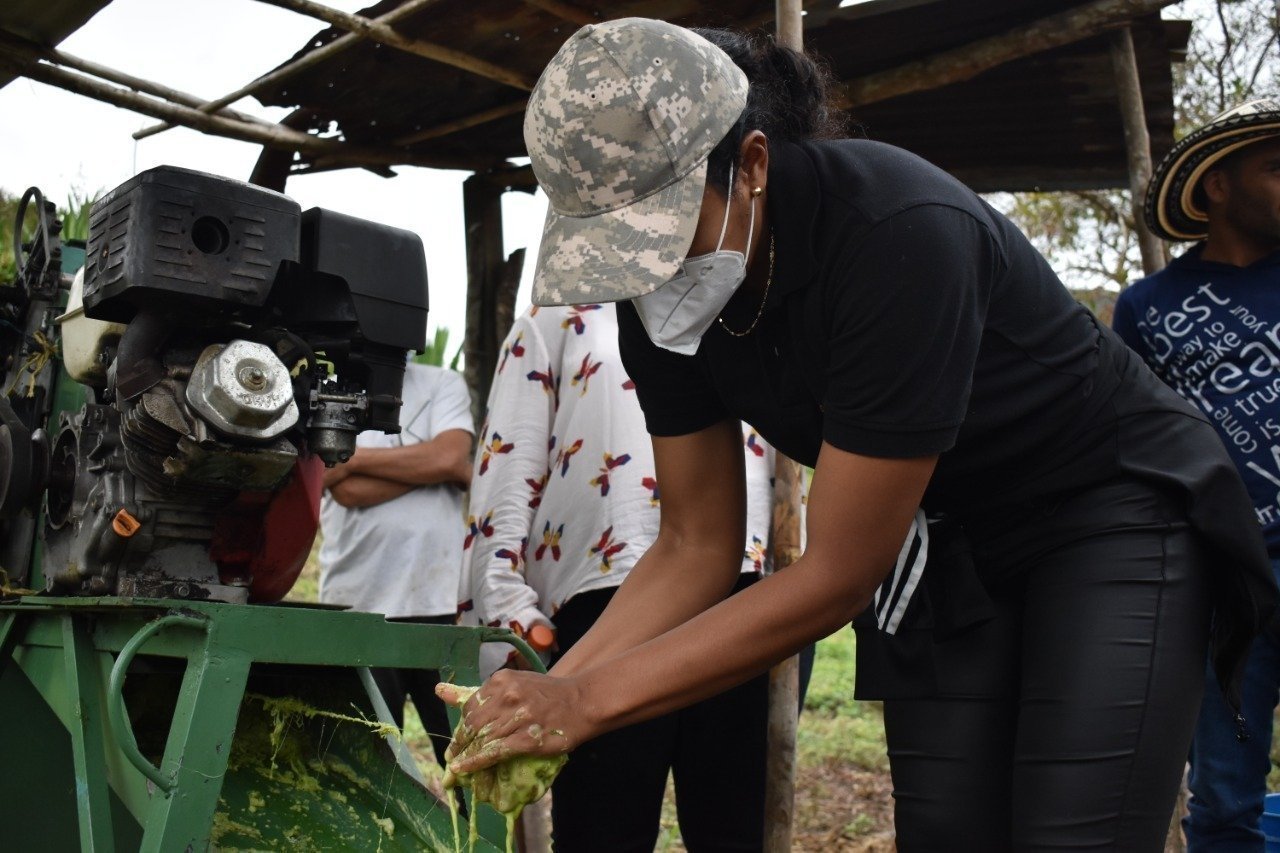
[82,166,300,323]
[297,207,429,352]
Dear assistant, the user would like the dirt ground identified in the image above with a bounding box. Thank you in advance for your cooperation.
[791,762,896,852]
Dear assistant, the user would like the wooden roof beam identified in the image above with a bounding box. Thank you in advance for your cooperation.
[391,99,529,146]
[132,0,441,141]
[0,52,486,171]
[0,32,273,130]
[521,0,597,27]
[361,0,1182,152]
[253,0,536,90]
[836,0,1179,108]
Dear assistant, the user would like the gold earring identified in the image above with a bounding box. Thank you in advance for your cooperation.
[751,187,763,197]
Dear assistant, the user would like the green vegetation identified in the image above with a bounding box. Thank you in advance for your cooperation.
[60,189,99,242]
[798,628,888,773]
[415,326,463,370]
[0,186,100,282]
[656,628,884,849]
[1,189,23,282]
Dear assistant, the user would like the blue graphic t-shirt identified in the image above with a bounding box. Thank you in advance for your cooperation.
[1113,245,1280,554]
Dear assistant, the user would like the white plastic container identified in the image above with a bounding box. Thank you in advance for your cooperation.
[57,268,126,388]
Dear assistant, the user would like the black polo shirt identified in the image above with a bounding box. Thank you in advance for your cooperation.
[617,139,1276,672]
[619,139,1112,517]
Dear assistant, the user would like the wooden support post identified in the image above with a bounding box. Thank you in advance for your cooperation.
[765,457,804,853]
[763,8,804,853]
[463,173,505,430]
[1109,26,1167,277]
[776,0,805,54]
[461,167,536,428]
[495,248,526,350]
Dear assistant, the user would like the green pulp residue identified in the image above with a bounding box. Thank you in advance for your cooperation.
[443,686,568,853]
[211,692,457,852]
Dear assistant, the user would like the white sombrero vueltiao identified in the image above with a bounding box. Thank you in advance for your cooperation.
[1145,97,1280,242]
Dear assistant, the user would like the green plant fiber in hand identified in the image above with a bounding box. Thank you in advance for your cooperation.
[443,686,567,816]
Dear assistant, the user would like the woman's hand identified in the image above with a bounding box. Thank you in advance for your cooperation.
[436,670,592,774]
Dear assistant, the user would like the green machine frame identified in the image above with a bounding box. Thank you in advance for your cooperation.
[0,597,539,851]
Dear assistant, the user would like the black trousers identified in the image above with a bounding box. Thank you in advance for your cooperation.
[882,480,1213,852]
[549,575,769,853]
[370,613,456,769]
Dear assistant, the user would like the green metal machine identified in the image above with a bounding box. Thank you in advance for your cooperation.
[0,173,530,851]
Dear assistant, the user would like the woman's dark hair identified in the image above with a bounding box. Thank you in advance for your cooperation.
[694,28,848,191]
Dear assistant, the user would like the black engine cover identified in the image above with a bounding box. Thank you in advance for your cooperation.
[82,166,301,323]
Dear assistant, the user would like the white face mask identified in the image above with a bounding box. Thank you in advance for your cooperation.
[633,165,755,356]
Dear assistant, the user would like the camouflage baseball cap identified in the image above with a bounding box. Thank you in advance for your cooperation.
[524,18,748,305]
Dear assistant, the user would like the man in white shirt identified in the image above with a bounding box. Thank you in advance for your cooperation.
[320,361,473,767]
[460,304,774,851]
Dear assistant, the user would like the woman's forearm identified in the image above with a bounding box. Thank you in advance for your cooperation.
[567,445,935,737]
[550,539,742,677]
[574,548,877,734]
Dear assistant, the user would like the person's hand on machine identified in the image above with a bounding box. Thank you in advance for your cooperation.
[436,670,585,774]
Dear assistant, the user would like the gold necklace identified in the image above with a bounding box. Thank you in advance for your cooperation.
[718,235,775,337]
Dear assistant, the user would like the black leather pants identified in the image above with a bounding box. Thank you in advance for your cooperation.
[884,480,1212,852]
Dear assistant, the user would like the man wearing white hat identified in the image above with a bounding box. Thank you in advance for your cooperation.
[1114,98,1280,851]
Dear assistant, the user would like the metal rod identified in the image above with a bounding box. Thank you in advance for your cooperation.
[480,628,548,674]
[132,0,441,141]
[254,0,536,90]
[835,0,1177,108]
[1109,26,1167,276]
[106,613,208,793]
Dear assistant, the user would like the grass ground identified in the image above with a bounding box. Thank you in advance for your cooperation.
[652,628,896,853]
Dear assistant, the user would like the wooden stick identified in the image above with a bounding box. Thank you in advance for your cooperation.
[254,0,536,91]
[1109,26,1167,277]
[775,0,805,54]
[0,55,482,171]
[391,99,528,146]
[763,5,804,850]
[0,34,272,129]
[132,0,441,141]
[520,0,597,27]
[836,0,1178,108]
[764,454,803,853]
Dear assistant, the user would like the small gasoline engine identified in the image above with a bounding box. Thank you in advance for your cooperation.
[0,165,428,603]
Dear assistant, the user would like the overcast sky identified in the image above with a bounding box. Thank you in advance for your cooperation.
[0,0,550,350]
